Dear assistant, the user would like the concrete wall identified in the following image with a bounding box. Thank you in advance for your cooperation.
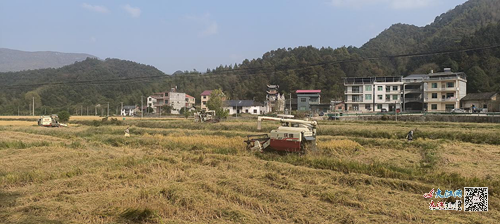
[339,114,500,123]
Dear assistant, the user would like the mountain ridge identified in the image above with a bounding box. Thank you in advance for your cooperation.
[0,48,97,72]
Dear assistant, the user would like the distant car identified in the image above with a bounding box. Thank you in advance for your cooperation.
[319,112,325,116]
[450,108,466,113]
[381,108,388,113]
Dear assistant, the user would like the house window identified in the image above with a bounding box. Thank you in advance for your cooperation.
[378,95,383,100]
[300,107,306,110]
[377,104,382,110]
[432,93,437,99]
[447,82,455,88]
[365,94,372,100]
[245,109,249,113]
[289,134,294,138]
[431,104,437,110]
[483,104,488,109]
[385,95,390,101]
[446,93,454,98]
[365,104,371,110]
[393,95,398,100]
[310,98,317,103]
[253,109,257,113]
[301,98,306,102]
[432,83,437,88]
[386,86,391,92]
[393,86,398,91]
[365,85,372,91]
[352,86,361,93]
[378,86,383,91]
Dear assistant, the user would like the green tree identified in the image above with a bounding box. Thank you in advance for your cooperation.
[58,110,71,122]
[207,89,228,119]
[161,105,172,114]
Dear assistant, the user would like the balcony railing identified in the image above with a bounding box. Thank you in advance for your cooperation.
[346,99,364,103]
[345,90,363,94]
[425,97,458,102]
[424,87,458,91]
[404,88,422,92]
[404,97,423,102]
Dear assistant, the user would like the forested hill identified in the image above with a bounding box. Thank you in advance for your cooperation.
[0,48,96,72]
[0,58,168,115]
[2,0,500,115]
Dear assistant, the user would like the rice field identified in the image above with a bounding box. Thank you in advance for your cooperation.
[0,117,499,223]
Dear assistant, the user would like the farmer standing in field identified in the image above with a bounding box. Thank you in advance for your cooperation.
[124,127,130,137]
[406,130,414,142]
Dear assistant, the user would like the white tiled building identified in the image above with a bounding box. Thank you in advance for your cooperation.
[344,68,467,113]
[344,77,403,112]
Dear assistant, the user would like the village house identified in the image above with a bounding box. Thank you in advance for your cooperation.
[147,87,193,114]
[200,90,213,112]
[223,100,265,115]
[296,90,321,111]
[461,92,499,112]
[343,68,467,113]
[120,106,137,116]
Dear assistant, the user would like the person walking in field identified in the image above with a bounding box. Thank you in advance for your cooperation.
[406,130,414,142]
[124,127,130,137]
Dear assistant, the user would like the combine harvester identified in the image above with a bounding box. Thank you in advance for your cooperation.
[37,114,67,127]
[244,116,318,153]
[194,110,219,123]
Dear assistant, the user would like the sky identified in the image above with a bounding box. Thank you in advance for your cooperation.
[0,0,468,74]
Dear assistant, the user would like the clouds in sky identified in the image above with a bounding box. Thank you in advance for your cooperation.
[81,3,109,13]
[329,0,435,10]
[186,13,218,37]
[122,4,141,18]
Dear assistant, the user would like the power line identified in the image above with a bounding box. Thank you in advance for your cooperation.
[1,43,500,90]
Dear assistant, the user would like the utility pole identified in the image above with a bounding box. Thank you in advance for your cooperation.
[121,102,123,116]
[141,96,143,119]
[107,102,110,117]
[395,100,398,122]
[289,93,292,115]
[32,97,35,116]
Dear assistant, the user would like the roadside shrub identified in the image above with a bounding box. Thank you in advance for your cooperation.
[58,111,71,122]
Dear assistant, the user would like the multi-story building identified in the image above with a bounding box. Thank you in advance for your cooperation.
[423,68,467,112]
[200,90,213,112]
[344,68,467,113]
[185,94,195,109]
[147,87,194,114]
[169,91,186,114]
[265,85,285,113]
[296,90,321,111]
[402,74,426,112]
[344,77,403,112]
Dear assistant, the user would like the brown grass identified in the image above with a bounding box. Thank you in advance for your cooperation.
[0,119,499,223]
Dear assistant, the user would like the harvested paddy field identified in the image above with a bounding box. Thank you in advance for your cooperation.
[0,118,499,223]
